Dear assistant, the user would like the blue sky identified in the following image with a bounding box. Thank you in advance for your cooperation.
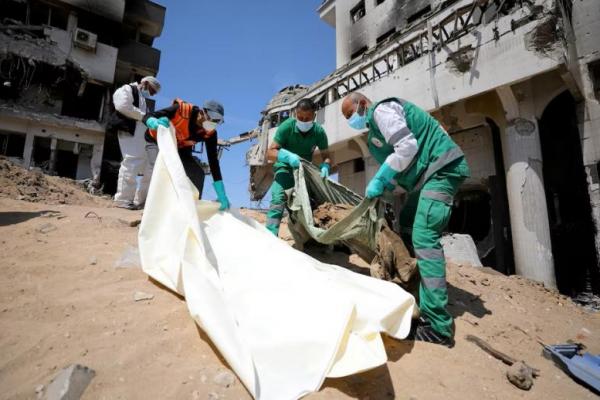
[152,1,335,208]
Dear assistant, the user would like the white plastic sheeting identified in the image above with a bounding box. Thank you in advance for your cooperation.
[138,126,416,399]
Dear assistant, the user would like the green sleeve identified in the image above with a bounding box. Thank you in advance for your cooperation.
[316,125,328,150]
[273,118,293,147]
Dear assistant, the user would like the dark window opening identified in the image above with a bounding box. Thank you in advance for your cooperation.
[139,33,154,46]
[350,45,368,60]
[55,147,79,179]
[353,158,365,173]
[49,5,68,30]
[407,5,431,24]
[1,0,27,24]
[29,1,50,26]
[61,82,105,121]
[376,27,396,44]
[77,13,120,45]
[350,1,366,24]
[0,132,26,158]
[589,60,600,102]
[32,136,51,170]
[376,0,386,6]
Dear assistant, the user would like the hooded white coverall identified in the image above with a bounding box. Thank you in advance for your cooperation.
[113,83,157,207]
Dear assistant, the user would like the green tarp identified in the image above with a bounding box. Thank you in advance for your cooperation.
[286,161,386,262]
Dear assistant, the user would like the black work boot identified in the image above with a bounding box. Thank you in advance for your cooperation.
[408,317,455,348]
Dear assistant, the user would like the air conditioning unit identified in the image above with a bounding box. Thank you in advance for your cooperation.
[73,28,97,52]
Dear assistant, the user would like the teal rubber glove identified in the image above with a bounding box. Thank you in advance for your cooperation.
[146,116,170,130]
[320,163,330,178]
[277,148,300,169]
[365,163,398,199]
[213,180,230,211]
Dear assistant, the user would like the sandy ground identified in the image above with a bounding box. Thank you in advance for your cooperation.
[1,185,600,399]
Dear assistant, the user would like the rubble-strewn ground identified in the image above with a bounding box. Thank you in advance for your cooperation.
[0,157,107,206]
[1,167,599,399]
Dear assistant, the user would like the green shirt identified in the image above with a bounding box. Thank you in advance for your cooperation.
[273,118,328,169]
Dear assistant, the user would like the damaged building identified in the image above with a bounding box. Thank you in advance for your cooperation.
[249,0,600,297]
[0,0,164,188]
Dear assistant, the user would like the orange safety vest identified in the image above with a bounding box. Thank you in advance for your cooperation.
[149,98,215,148]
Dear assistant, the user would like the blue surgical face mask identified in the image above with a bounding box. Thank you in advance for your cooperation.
[348,104,367,130]
[296,120,314,132]
[140,89,152,99]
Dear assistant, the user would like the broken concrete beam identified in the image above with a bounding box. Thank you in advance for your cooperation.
[43,364,95,400]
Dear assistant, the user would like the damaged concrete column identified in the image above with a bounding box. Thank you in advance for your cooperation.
[497,84,556,288]
[49,137,58,174]
[90,143,104,185]
[22,132,34,169]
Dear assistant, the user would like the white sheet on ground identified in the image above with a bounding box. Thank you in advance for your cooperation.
[138,126,415,400]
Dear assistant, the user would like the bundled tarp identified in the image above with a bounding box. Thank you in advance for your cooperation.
[286,161,386,260]
[138,126,415,400]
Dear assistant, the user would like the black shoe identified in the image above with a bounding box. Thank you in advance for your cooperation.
[408,317,455,348]
[115,202,136,210]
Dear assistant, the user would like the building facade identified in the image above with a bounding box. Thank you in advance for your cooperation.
[251,0,600,295]
[0,0,164,186]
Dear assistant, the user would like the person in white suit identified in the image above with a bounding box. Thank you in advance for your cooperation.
[110,76,161,209]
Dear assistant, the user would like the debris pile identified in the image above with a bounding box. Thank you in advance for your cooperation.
[0,157,106,205]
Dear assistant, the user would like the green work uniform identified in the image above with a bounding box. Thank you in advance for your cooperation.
[266,118,328,236]
[366,98,470,338]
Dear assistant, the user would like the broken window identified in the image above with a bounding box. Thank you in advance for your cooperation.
[589,60,600,102]
[350,45,368,60]
[376,27,396,44]
[1,0,28,24]
[77,12,119,46]
[0,132,25,158]
[61,82,105,121]
[407,5,431,24]
[350,1,366,24]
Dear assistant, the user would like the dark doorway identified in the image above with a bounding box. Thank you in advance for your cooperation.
[448,122,514,275]
[539,91,599,295]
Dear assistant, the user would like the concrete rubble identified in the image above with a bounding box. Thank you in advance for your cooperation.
[42,364,95,400]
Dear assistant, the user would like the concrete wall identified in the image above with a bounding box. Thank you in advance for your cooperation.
[45,27,118,84]
[60,0,125,22]
[333,0,433,67]
[452,126,496,187]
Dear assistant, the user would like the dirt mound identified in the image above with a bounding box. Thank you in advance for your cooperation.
[0,157,108,206]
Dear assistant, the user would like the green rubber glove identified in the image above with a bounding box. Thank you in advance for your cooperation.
[213,180,230,211]
[320,163,330,178]
[146,116,170,130]
[365,163,398,199]
[277,148,300,168]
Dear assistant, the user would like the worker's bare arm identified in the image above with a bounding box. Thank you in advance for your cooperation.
[267,141,282,163]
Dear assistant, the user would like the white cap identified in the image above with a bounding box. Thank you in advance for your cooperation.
[141,76,161,93]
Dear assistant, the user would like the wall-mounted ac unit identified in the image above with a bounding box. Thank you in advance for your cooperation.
[73,28,97,52]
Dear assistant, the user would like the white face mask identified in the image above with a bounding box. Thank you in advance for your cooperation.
[202,120,218,131]
[296,120,314,132]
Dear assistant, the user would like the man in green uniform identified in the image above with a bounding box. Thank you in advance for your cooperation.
[341,92,470,347]
[266,98,331,236]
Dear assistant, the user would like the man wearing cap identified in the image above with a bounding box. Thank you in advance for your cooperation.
[110,76,161,210]
[144,98,231,211]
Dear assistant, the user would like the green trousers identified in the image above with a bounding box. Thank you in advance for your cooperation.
[399,158,469,338]
[266,167,295,236]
